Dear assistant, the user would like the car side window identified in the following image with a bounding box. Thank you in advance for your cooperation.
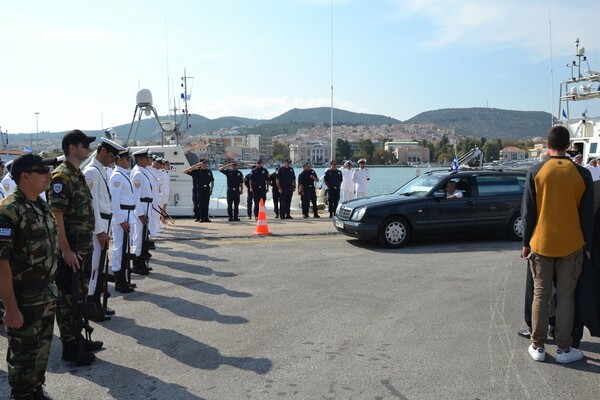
[476,175,522,197]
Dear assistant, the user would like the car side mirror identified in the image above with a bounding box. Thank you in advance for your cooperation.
[433,191,446,199]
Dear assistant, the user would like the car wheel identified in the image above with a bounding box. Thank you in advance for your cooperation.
[508,213,523,241]
[378,217,411,248]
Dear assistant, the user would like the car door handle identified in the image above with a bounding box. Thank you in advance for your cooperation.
[466,201,476,206]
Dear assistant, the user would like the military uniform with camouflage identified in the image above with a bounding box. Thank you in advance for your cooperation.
[48,130,101,366]
[0,154,58,400]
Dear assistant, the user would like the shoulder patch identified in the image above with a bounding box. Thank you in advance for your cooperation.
[2,183,8,191]
[53,183,63,193]
[113,181,121,188]
[134,180,141,189]
[0,227,12,237]
[86,178,94,190]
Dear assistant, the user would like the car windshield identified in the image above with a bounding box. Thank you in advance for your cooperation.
[394,174,445,197]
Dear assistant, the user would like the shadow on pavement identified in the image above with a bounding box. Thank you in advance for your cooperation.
[148,272,251,298]
[48,358,206,400]
[125,291,249,324]
[344,237,521,254]
[159,249,229,263]
[150,258,236,277]
[106,317,272,375]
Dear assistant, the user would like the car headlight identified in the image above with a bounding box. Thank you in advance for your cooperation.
[336,203,342,215]
[350,206,366,221]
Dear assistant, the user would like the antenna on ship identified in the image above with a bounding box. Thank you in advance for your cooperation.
[124,89,165,147]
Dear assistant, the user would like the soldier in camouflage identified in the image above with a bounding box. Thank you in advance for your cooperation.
[0,154,58,400]
[48,130,101,366]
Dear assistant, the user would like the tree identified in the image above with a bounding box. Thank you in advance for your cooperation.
[373,148,395,165]
[355,139,375,161]
[272,140,290,161]
[482,139,502,162]
[336,138,351,161]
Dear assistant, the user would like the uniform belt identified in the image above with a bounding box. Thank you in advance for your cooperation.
[333,187,338,189]
[202,185,208,187]
[120,204,135,210]
[100,212,112,220]
[229,187,238,191]
[13,278,53,291]
[140,197,153,203]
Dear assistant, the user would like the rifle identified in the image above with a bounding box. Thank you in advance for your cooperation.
[72,260,96,356]
[153,205,175,224]
[121,220,132,286]
[100,215,112,314]
[140,201,151,267]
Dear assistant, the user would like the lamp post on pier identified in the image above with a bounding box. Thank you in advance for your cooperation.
[34,112,40,145]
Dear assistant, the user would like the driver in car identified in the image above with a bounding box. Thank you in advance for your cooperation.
[446,181,463,199]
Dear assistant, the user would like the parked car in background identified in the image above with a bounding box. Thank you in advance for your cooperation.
[333,169,526,248]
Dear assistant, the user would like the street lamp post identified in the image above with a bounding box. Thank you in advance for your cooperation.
[34,112,40,146]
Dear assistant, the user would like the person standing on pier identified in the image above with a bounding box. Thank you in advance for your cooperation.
[277,159,296,219]
[352,158,370,199]
[219,162,244,221]
[298,162,320,218]
[522,125,593,363]
[341,160,354,202]
[324,161,343,218]
[269,164,280,218]
[249,159,269,219]
[183,159,214,222]
[244,165,256,220]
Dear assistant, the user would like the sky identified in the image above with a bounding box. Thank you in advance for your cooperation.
[1,0,600,135]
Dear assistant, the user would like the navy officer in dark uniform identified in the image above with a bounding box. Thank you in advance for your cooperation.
[324,160,343,217]
[249,159,269,218]
[269,164,280,218]
[183,159,214,222]
[244,165,256,219]
[298,161,320,218]
[276,159,296,219]
[219,162,244,221]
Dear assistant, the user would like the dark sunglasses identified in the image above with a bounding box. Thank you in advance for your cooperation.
[25,167,51,174]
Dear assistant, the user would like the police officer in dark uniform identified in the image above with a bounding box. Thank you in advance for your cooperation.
[298,161,321,218]
[219,162,244,221]
[269,164,280,218]
[324,160,343,218]
[249,159,269,218]
[183,159,214,222]
[277,159,296,219]
[244,165,256,219]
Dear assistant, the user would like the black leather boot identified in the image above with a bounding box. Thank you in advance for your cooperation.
[61,339,95,366]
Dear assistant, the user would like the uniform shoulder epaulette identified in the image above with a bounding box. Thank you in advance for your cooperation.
[0,199,20,221]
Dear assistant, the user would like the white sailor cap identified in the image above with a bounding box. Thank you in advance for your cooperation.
[116,148,131,159]
[132,148,151,158]
[358,158,367,163]
[99,137,126,157]
[344,160,352,166]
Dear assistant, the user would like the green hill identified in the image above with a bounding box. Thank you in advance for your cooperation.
[406,107,555,139]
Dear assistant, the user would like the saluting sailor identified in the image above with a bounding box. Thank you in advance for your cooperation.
[83,137,124,322]
[109,149,136,293]
[352,158,370,199]
[130,148,153,275]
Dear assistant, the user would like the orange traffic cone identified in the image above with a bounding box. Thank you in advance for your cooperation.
[253,198,273,236]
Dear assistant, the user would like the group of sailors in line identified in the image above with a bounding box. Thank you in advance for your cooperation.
[0,130,170,399]
[186,157,372,221]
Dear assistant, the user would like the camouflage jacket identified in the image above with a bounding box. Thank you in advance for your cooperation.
[0,189,58,306]
[49,161,94,249]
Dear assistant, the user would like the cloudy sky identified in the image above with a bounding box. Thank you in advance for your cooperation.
[1,0,599,134]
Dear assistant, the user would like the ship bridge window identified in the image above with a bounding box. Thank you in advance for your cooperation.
[590,143,598,154]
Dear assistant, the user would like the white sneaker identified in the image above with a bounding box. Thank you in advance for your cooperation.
[556,347,583,363]
[528,344,546,361]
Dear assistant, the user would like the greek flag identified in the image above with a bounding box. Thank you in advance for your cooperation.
[562,109,567,119]
[23,146,32,153]
[583,108,588,117]
[452,156,458,171]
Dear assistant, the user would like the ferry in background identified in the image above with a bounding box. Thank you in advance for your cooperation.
[563,39,600,162]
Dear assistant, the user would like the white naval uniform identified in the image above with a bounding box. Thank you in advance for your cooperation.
[341,168,354,202]
[131,165,153,257]
[352,168,370,199]
[83,159,112,295]
[109,165,135,272]
[149,166,163,236]
[2,174,16,196]
[162,169,170,207]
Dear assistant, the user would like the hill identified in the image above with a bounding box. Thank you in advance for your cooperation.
[405,107,555,139]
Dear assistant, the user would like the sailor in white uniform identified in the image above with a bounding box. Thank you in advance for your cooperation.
[149,157,164,237]
[340,160,354,202]
[352,158,370,199]
[109,149,136,293]
[131,148,153,275]
[83,137,125,321]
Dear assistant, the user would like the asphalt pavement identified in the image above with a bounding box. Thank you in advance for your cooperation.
[2,215,600,399]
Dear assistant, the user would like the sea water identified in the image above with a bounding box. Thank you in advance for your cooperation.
[209,166,439,198]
